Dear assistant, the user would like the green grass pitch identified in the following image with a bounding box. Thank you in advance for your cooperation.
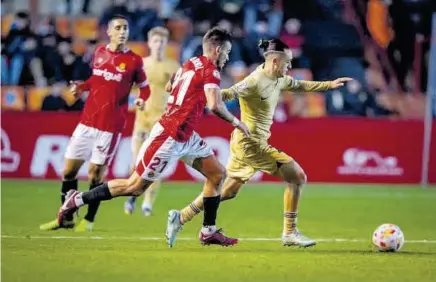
[2,180,436,282]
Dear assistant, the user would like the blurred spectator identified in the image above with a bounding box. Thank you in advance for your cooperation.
[385,0,415,92]
[0,0,429,118]
[73,39,97,81]
[61,0,93,14]
[1,35,7,84]
[280,18,307,68]
[160,0,180,19]
[367,0,415,92]
[2,12,44,86]
[41,81,84,111]
[41,82,68,111]
[132,0,164,41]
[36,16,63,85]
[243,0,283,65]
[57,38,78,82]
[326,80,398,117]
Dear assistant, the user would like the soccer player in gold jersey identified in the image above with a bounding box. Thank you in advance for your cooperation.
[124,27,180,216]
[165,38,352,247]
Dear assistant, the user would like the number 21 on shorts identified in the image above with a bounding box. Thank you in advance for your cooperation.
[149,157,168,173]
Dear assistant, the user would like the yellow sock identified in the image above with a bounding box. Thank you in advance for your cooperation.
[143,179,161,207]
[283,185,300,234]
[180,195,203,224]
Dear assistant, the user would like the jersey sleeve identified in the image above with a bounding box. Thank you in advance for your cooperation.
[203,66,221,91]
[282,75,331,92]
[221,75,257,101]
[134,57,150,100]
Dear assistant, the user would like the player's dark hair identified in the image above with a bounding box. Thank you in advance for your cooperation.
[109,14,129,25]
[16,11,29,19]
[258,39,289,53]
[202,27,232,47]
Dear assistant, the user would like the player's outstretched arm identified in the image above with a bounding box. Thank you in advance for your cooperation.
[285,76,353,92]
[221,76,257,102]
[329,77,353,89]
[205,88,250,136]
[221,88,238,102]
[69,80,92,98]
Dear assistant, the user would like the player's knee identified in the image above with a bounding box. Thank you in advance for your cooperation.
[126,178,151,196]
[62,168,78,181]
[296,170,307,185]
[210,166,226,187]
[281,161,307,185]
[221,188,238,201]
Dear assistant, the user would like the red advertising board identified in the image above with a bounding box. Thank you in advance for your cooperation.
[1,112,435,183]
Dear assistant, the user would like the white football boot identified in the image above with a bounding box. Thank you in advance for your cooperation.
[165,210,183,248]
[282,229,316,248]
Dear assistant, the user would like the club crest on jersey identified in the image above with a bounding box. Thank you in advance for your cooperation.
[116,63,126,73]
[213,70,220,79]
[93,68,123,82]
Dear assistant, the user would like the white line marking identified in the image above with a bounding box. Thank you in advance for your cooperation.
[2,235,436,244]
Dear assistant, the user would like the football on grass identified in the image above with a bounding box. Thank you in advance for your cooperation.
[372,223,405,252]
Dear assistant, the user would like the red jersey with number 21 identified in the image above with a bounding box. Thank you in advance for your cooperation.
[159,56,221,142]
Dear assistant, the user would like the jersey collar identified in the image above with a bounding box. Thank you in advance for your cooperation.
[105,44,130,53]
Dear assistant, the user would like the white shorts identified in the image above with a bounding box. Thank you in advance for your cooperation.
[136,123,214,180]
[64,123,121,165]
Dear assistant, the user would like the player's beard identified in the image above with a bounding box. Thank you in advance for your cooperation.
[216,59,222,71]
[217,56,228,71]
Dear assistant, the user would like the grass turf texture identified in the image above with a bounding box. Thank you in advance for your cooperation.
[2,180,436,282]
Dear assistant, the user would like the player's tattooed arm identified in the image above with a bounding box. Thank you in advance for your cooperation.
[205,88,236,122]
[221,88,239,102]
[205,88,250,136]
[285,76,352,92]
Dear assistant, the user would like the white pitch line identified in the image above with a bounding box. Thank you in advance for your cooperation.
[2,235,436,244]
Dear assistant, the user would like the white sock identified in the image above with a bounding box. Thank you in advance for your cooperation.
[201,225,216,235]
[74,193,84,207]
[141,202,152,211]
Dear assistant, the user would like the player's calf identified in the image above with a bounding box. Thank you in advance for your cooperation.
[220,177,244,201]
[58,173,152,224]
[60,159,83,221]
[277,160,315,247]
[81,163,105,227]
[193,157,226,196]
[194,156,238,246]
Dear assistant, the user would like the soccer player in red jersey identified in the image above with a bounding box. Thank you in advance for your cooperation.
[40,15,150,232]
[58,27,250,246]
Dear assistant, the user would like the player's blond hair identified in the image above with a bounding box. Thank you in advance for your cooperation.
[148,27,170,39]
